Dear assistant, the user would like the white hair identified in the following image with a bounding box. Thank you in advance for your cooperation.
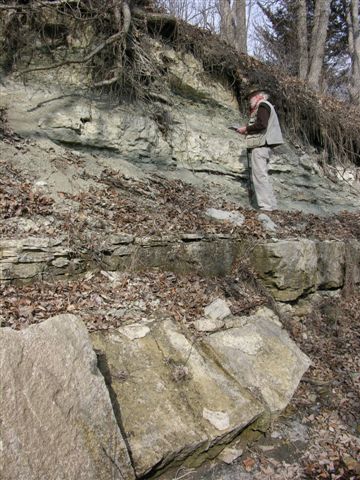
[259,91,269,100]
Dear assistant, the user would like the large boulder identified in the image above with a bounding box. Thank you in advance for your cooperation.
[92,312,311,476]
[203,307,311,413]
[0,315,135,480]
[91,318,264,477]
[250,239,360,301]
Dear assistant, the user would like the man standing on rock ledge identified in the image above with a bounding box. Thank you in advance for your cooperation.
[237,87,284,212]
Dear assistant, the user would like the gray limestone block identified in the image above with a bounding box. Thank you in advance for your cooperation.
[205,208,245,227]
[203,307,311,413]
[0,315,135,480]
[204,298,232,321]
[91,318,263,477]
[316,240,345,289]
[250,239,318,301]
[257,213,278,232]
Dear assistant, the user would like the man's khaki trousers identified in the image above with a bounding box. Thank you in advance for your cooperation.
[251,146,277,211]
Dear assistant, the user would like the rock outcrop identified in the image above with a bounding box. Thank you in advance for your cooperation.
[2,235,359,306]
[251,239,360,301]
[202,307,311,413]
[0,17,358,480]
[1,48,360,216]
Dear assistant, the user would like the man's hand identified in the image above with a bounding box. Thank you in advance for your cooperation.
[237,126,247,134]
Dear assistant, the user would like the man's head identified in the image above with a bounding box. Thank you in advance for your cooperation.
[246,87,270,108]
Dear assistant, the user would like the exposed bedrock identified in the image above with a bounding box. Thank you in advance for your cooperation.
[1,235,359,303]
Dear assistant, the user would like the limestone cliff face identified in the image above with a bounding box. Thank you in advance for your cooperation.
[1,40,359,215]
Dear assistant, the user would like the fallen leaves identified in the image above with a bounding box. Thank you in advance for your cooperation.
[0,269,268,332]
[0,160,54,223]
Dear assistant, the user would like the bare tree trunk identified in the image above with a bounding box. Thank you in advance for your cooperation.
[297,0,308,80]
[219,0,247,53]
[233,0,247,53]
[219,0,234,44]
[307,0,331,89]
[348,0,360,103]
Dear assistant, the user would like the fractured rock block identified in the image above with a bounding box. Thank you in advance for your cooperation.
[316,240,345,289]
[250,239,318,301]
[202,307,311,413]
[204,298,231,321]
[91,318,263,477]
[0,315,135,480]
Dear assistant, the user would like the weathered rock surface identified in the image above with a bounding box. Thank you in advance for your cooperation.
[316,241,345,289]
[1,72,360,215]
[205,208,245,226]
[0,315,135,480]
[0,237,84,283]
[0,234,243,283]
[203,307,311,413]
[204,298,232,321]
[257,213,278,232]
[193,317,225,332]
[3,236,360,307]
[91,317,264,477]
[91,311,310,476]
[250,239,360,301]
[251,239,318,301]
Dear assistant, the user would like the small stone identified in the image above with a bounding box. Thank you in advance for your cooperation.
[52,257,70,268]
[257,445,275,452]
[257,213,278,232]
[219,447,243,464]
[270,430,282,439]
[204,298,231,321]
[180,233,204,241]
[119,324,150,340]
[205,208,245,227]
[100,271,126,282]
[193,318,224,332]
[203,408,230,431]
[308,393,317,403]
[34,180,48,188]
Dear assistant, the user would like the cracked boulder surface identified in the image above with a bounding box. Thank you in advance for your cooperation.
[91,310,310,477]
[0,314,135,480]
[91,317,263,477]
[202,307,311,413]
